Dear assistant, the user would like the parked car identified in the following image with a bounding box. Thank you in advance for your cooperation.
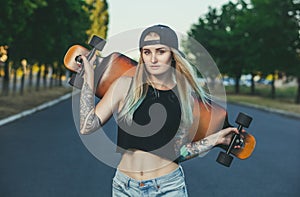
[222,77,235,86]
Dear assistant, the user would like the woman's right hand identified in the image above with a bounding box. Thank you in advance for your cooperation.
[79,54,97,88]
[81,54,96,73]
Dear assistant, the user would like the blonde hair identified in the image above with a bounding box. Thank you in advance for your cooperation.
[118,48,210,129]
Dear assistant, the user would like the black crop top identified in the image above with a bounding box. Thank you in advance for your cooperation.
[117,85,182,162]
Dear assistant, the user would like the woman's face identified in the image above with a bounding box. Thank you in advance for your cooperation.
[141,44,173,76]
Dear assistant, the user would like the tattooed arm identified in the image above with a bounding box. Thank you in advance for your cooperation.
[79,81,102,134]
[178,127,239,162]
[78,54,102,134]
[178,133,218,162]
[78,56,131,135]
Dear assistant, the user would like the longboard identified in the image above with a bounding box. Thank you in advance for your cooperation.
[64,43,256,161]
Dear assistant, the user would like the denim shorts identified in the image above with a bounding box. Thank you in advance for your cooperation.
[112,165,188,197]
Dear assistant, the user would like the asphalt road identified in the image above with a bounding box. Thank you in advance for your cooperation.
[0,98,299,197]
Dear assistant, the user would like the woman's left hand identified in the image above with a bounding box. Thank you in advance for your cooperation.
[216,127,244,148]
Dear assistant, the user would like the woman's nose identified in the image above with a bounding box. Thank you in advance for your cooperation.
[151,53,158,63]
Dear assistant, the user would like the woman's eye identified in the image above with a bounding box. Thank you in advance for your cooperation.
[158,50,166,55]
[143,50,150,55]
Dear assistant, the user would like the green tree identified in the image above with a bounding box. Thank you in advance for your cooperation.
[0,0,47,45]
[9,0,91,90]
[12,0,90,64]
[186,0,300,103]
[0,0,47,95]
[84,0,109,39]
[217,0,252,94]
[246,0,300,99]
[183,7,221,81]
[186,1,250,94]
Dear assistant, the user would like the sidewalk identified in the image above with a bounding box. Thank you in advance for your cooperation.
[0,93,72,127]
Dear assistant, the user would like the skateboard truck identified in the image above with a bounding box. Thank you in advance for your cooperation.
[216,112,253,167]
[69,35,106,89]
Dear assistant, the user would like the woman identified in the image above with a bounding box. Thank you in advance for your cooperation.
[79,24,240,196]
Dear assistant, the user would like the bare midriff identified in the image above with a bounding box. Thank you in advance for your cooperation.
[117,149,179,180]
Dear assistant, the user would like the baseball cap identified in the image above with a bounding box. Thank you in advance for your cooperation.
[139,24,179,50]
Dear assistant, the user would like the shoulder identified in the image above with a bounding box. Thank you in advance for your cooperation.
[113,76,132,89]
[118,75,133,83]
[109,76,132,97]
[98,76,132,110]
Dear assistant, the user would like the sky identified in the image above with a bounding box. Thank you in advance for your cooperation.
[106,0,231,37]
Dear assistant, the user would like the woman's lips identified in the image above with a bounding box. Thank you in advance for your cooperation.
[149,65,160,69]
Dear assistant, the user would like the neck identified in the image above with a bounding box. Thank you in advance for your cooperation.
[148,72,175,90]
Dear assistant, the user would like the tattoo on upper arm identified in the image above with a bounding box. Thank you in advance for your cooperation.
[80,82,101,134]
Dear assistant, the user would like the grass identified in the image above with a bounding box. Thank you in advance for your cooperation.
[0,86,72,119]
[226,94,300,115]
[226,85,297,100]
[225,85,300,116]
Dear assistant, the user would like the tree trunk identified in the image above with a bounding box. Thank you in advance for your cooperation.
[2,60,10,96]
[20,68,25,95]
[251,72,255,95]
[49,74,53,88]
[36,66,41,91]
[28,65,33,92]
[271,72,276,99]
[296,77,300,104]
[59,72,63,86]
[43,65,48,88]
[234,74,241,94]
[12,69,17,95]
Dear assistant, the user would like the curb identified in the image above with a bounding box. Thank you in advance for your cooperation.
[0,93,73,127]
[229,101,300,120]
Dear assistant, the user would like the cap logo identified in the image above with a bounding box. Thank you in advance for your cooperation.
[139,24,179,50]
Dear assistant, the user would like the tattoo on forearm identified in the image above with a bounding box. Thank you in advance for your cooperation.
[179,138,214,162]
[80,82,101,134]
[174,127,189,155]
